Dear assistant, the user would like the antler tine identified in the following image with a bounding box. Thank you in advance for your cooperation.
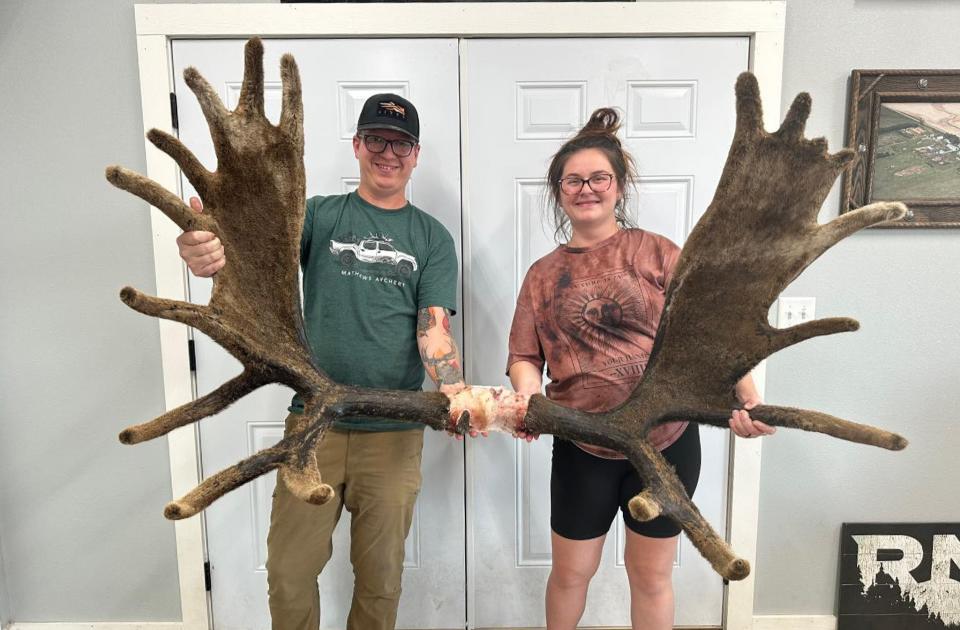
[814,201,908,252]
[808,136,830,156]
[621,441,749,581]
[120,287,211,326]
[119,370,268,444]
[123,285,322,397]
[237,38,266,117]
[830,147,857,169]
[672,497,750,581]
[765,316,860,355]
[652,401,907,451]
[771,200,906,286]
[279,54,303,141]
[279,464,335,506]
[165,402,336,520]
[276,406,336,505]
[106,166,215,233]
[776,91,812,143]
[748,405,908,450]
[733,72,764,139]
[183,66,230,134]
[118,287,259,360]
[627,489,662,521]
[146,129,214,200]
[165,444,290,520]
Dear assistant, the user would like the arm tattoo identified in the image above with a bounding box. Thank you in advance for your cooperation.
[417,307,436,338]
[417,307,464,388]
[423,349,464,387]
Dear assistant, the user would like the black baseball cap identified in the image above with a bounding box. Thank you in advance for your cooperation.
[356,93,419,142]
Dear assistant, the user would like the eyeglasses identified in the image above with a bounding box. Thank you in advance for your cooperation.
[359,134,417,158]
[559,172,615,195]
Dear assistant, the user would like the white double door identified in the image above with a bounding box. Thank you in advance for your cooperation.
[173,36,746,629]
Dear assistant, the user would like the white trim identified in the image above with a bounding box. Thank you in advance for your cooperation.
[136,2,786,37]
[458,38,479,630]
[133,33,210,630]
[132,4,785,629]
[753,615,837,630]
[9,625,185,630]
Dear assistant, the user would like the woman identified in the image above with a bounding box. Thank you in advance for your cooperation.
[507,108,773,630]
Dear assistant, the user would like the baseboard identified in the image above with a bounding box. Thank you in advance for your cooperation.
[7,618,835,630]
[752,615,837,630]
[9,624,184,630]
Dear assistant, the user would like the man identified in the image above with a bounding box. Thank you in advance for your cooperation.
[177,93,466,630]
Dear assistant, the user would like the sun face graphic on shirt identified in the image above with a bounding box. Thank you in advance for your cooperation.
[554,268,655,386]
[583,296,623,328]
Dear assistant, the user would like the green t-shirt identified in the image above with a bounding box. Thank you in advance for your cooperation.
[289,192,458,431]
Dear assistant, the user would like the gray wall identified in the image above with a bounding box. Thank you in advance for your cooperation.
[0,0,180,622]
[756,0,960,616]
[0,0,264,623]
[1,0,957,624]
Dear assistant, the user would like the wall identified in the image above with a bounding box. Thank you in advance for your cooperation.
[755,0,960,617]
[2,0,957,624]
[0,0,266,623]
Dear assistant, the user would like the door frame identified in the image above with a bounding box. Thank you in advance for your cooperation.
[131,4,785,629]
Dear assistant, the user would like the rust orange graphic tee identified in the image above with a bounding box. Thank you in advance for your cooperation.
[507,228,686,458]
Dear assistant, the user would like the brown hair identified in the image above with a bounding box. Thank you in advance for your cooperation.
[545,107,638,242]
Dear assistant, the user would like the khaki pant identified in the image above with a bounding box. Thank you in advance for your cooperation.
[266,423,424,630]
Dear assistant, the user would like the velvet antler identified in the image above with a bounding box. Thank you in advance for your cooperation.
[109,40,906,580]
[503,74,909,580]
[107,39,457,519]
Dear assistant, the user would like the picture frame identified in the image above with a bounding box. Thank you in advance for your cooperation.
[837,522,960,629]
[843,69,960,228]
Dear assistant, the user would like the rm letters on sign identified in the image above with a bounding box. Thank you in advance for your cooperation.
[839,523,960,629]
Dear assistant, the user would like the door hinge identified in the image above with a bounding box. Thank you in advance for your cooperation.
[170,92,179,131]
[204,560,212,592]
[188,338,197,372]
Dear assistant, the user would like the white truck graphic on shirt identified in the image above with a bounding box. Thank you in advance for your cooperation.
[329,236,418,277]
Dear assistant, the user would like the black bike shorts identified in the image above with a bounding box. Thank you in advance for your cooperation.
[550,422,701,540]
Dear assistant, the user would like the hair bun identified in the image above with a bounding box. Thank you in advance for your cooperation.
[577,107,622,142]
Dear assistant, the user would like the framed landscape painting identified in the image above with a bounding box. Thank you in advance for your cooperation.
[843,69,960,228]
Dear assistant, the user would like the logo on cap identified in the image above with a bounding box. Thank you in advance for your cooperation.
[377,101,407,120]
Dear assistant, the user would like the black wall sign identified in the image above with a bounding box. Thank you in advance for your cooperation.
[839,523,960,629]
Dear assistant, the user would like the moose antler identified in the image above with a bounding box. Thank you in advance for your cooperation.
[109,39,906,580]
[107,39,457,519]
[502,73,910,580]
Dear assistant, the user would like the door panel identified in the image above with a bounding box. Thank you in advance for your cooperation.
[463,37,749,628]
[177,35,747,630]
[172,38,464,630]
